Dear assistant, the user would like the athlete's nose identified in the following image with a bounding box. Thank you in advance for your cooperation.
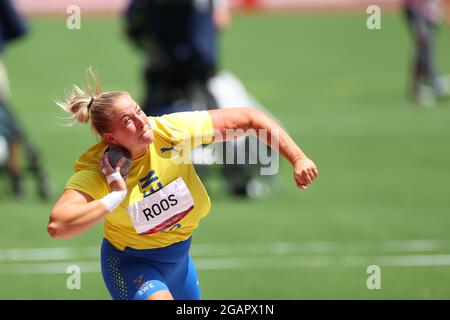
[136,116,146,129]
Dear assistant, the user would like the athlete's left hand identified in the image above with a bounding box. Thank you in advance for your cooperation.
[293,157,318,190]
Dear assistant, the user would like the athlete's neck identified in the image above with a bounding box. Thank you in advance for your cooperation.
[131,146,148,160]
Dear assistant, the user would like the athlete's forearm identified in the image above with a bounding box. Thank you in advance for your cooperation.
[248,109,307,165]
[48,200,109,239]
[210,107,307,164]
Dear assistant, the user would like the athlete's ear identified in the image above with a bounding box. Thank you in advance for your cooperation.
[103,132,118,145]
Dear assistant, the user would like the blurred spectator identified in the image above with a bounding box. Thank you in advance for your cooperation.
[404,0,450,105]
[124,0,218,116]
[124,0,279,198]
[0,0,51,199]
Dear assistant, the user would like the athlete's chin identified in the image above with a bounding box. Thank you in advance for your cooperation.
[140,130,154,145]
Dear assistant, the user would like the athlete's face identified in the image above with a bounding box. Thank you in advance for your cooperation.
[103,94,154,155]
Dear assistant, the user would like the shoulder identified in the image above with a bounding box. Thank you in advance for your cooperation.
[66,142,109,199]
[66,168,104,186]
[65,169,108,199]
[149,111,211,130]
[73,142,108,172]
[149,111,212,139]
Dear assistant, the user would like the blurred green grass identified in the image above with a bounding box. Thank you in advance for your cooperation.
[1,12,450,299]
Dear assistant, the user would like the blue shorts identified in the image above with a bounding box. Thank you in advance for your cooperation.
[101,237,200,300]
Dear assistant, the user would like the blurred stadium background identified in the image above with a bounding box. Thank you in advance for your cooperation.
[1,0,450,299]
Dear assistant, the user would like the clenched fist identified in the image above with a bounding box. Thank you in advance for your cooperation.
[293,157,318,190]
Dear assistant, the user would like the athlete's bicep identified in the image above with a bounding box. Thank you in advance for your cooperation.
[52,189,94,215]
[208,108,254,142]
[48,188,106,239]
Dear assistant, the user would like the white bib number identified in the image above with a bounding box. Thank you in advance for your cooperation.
[127,177,194,234]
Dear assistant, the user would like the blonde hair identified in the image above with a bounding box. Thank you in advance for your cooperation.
[56,67,127,135]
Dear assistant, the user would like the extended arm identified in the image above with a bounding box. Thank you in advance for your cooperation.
[208,108,318,189]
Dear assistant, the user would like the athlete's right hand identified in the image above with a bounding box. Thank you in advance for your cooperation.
[100,152,128,192]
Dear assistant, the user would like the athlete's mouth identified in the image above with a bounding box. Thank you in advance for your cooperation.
[139,128,149,137]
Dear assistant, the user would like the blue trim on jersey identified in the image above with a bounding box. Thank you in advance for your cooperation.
[101,237,200,300]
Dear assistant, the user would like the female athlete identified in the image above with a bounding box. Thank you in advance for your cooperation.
[47,70,318,300]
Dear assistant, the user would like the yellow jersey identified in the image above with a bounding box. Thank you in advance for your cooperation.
[65,111,214,250]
